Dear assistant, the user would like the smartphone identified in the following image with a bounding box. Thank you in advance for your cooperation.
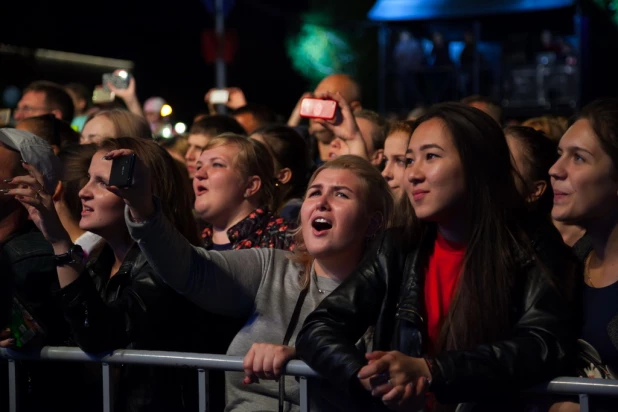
[109,154,136,188]
[299,98,338,120]
[92,85,115,104]
[102,70,130,92]
[11,296,46,348]
[209,89,230,105]
[0,108,10,126]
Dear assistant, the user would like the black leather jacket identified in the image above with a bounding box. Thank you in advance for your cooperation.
[57,243,210,412]
[296,221,580,407]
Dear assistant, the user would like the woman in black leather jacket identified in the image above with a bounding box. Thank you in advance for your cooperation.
[6,137,205,412]
[296,103,579,411]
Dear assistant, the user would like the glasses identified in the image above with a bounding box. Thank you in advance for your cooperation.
[13,105,49,115]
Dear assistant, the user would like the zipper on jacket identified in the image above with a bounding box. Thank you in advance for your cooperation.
[396,308,424,324]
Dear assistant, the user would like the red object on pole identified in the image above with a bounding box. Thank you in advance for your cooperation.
[201,29,238,64]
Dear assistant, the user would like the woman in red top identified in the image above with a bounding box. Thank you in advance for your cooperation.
[296,103,578,411]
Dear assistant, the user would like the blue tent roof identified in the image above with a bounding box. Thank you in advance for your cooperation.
[368,0,576,21]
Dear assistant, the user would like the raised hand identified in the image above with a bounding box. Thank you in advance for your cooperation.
[288,92,313,127]
[107,71,143,117]
[242,343,296,384]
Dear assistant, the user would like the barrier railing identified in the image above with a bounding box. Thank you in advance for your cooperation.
[2,347,618,412]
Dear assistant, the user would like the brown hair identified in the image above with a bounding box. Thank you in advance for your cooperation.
[577,99,618,175]
[57,144,98,223]
[353,109,388,151]
[288,155,394,288]
[87,109,152,140]
[99,137,200,246]
[387,120,415,137]
[24,81,75,122]
[202,133,278,212]
[522,116,567,142]
[17,114,80,149]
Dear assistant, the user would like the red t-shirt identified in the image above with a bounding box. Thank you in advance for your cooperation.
[424,232,466,353]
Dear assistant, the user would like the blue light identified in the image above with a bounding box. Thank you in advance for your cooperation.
[368,0,576,21]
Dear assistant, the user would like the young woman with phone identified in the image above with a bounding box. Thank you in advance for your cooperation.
[5,137,205,412]
[97,152,393,412]
[295,103,579,411]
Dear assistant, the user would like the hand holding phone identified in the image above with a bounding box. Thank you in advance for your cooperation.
[109,154,136,188]
[103,70,131,92]
[92,85,115,104]
[299,98,338,120]
[209,89,230,105]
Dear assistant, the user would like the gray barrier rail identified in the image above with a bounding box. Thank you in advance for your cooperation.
[2,347,618,412]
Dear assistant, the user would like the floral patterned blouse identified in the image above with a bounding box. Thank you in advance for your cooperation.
[201,207,295,251]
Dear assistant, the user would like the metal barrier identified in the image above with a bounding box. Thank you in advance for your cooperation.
[2,347,618,412]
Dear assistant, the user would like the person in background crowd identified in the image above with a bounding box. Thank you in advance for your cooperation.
[296,103,578,411]
[194,133,292,250]
[523,116,568,142]
[55,144,103,260]
[461,95,503,125]
[548,99,618,412]
[16,114,80,153]
[505,126,557,216]
[80,109,152,144]
[184,115,245,179]
[103,152,393,412]
[406,106,427,121]
[64,83,93,132]
[381,121,414,200]
[14,81,75,123]
[5,136,206,412]
[288,74,363,165]
[159,134,189,164]
[249,125,310,223]
[143,96,170,137]
[231,104,279,134]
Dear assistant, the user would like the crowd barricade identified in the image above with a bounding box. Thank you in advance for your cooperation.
[2,347,618,412]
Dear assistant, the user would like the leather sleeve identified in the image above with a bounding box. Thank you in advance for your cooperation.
[428,262,580,403]
[295,234,397,400]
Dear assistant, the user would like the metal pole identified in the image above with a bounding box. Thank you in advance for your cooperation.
[377,23,388,114]
[198,369,209,412]
[215,0,227,114]
[579,394,589,412]
[299,377,310,412]
[102,362,114,412]
[8,359,18,412]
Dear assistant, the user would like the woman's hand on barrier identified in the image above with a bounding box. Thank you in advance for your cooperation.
[242,343,296,384]
[0,329,15,348]
[3,163,71,246]
[358,351,431,405]
[101,149,155,223]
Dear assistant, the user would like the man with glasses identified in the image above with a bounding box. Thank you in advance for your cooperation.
[14,81,75,123]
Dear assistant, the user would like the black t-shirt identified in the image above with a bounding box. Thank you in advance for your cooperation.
[581,281,618,376]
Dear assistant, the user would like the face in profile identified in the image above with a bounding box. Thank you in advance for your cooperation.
[404,118,466,224]
[185,134,211,179]
[81,116,115,145]
[381,131,409,198]
[78,151,126,236]
[300,168,371,260]
[192,144,250,225]
[550,119,618,225]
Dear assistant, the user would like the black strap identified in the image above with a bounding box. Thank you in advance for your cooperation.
[279,286,310,412]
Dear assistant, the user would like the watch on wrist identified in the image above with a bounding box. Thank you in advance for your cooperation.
[54,243,86,267]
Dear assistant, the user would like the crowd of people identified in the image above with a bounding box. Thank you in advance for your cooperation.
[0,71,616,412]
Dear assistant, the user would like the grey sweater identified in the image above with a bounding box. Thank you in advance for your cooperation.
[125,205,340,412]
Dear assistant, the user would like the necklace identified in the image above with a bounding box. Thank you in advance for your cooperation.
[312,271,324,293]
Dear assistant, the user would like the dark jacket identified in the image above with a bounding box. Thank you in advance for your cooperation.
[57,243,209,412]
[296,221,579,408]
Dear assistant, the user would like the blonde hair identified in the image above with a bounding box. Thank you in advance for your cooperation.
[87,109,152,140]
[202,133,278,211]
[288,155,394,288]
[522,116,567,142]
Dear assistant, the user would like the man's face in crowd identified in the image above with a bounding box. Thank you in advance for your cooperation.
[14,91,50,121]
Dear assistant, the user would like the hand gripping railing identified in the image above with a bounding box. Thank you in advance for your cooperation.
[2,347,618,412]
[0,346,318,412]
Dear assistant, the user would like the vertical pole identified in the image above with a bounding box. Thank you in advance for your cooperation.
[215,0,227,114]
[198,369,209,412]
[579,394,590,412]
[8,359,18,412]
[299,377,310,412]
[378,23,388,114]
[102,363,114,412]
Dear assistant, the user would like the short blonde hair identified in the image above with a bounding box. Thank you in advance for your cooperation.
[288,155,394,288]
[202,133,278,211]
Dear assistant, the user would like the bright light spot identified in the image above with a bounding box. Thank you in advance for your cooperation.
[161,125,173,138]
[118,70,128,79]
[174,122,187,134]
[160,104,172,117]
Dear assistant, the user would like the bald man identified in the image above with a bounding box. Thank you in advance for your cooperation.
[289,74,362,164]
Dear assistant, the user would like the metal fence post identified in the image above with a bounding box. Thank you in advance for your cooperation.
[579,394,589,412]
[8,359,18,412]
[299,377,309,412]
[102,362,114,412]
[198,368,209,412]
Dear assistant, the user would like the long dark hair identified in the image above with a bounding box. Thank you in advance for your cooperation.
[407,103,529,351]
[504,126,557,216]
